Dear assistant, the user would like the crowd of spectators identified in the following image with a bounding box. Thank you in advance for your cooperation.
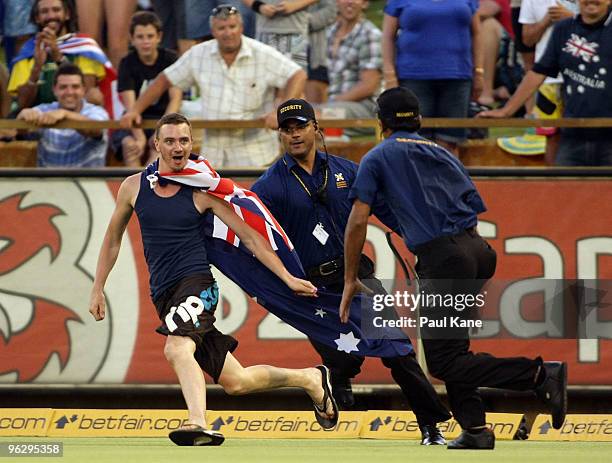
[481,0,612,166]
[0,0,609,167]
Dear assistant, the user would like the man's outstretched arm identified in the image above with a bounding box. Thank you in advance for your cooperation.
[89,174,138,321]
[196,191,317,296]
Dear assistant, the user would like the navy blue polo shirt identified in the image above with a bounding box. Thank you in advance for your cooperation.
[252,151,399,270]
[349,132,486,251]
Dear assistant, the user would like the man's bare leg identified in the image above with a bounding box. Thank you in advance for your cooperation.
[218,353,335,418]
[164,335,207,428]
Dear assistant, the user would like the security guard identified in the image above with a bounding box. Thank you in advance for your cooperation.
[252,98,451,445]
[339,87,568,449]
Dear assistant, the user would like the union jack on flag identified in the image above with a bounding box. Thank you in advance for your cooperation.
[563,33,599,63]
[153,157,295,254]
[145,157,413,358]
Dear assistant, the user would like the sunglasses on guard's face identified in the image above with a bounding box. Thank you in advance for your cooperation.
[211,5,239,18]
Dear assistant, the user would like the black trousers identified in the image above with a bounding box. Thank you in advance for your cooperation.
[415,228,541,429]
[309,268,450,426]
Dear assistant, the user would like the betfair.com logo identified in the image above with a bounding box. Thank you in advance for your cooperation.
[212,415,359,433]
[0,417,48,430]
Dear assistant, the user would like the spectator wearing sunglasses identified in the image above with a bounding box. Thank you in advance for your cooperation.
[184,0,256,41]
[120,4,306,167]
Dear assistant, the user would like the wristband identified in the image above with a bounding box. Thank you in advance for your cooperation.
[251,0,265,13]
[474,67,485,74]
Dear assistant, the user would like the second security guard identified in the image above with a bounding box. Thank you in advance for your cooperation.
[251,99,451,445]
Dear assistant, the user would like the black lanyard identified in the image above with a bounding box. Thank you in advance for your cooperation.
[284,157,345,247]
[282,155,329,206]
[290,164,328,203]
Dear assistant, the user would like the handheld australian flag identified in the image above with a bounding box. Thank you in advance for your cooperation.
[145,157,412,358]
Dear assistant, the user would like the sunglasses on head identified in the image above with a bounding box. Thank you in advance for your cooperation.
[211,4,239,17]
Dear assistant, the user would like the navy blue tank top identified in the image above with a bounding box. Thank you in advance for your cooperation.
[134,172,212,300]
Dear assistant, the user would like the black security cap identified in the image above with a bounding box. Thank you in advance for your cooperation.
[277,98,316,128]
[376,87,420,126]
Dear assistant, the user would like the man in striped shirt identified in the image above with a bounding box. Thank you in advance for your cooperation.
[17,62,108,167]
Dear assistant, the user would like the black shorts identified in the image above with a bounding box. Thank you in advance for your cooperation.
[154,273,238,382]
[511,7,536,53]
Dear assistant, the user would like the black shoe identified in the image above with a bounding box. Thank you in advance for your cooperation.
[447,428,495,450]
[332,379,355,409]
[535,361,567,429]
[420,425,446,445]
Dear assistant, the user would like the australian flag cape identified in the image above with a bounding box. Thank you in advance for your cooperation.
[13,33,117,117]
[144,157,412,358]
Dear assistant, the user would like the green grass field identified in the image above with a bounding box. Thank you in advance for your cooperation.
[2,438,611,463]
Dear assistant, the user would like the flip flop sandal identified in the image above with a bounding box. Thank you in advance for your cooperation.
[168,424,225,446]
[312,365,339,429]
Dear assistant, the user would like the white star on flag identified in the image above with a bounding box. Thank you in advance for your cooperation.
[315,308,326,318]
[335,331,361,353]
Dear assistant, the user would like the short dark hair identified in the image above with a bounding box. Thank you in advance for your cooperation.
[53,62,84,86]
[155,113,192,139]
[129,11,163,35]
[379,116,422,134]
[31,0,78,33]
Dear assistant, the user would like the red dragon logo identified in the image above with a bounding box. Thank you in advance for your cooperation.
[0,192,82,382]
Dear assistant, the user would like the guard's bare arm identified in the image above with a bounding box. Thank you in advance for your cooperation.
[89,174,139,320]
[194,190,317,296]
[340,199,372,323]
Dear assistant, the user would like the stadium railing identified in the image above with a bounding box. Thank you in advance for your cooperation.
[2,117,612,131]
[2,117,612,168]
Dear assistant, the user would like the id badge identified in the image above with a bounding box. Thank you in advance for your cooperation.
[312,223,329,245]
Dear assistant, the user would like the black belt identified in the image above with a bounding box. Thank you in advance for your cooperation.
[307,256,344,279]
[413,227,479,255]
